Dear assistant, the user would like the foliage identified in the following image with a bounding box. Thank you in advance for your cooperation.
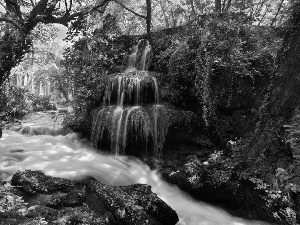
[0,85,57,121]
[62,14,136,131]
[106,0,291,35]
[194,16,279,136]
[2,86,34,118]
[0,182,27,214]
[32,95,57,112]
[151,14,281,142]
[0,0,110,87]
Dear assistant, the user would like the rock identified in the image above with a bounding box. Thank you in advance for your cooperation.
[159,155,296,225]
[11,170,75,194]
[46,189,85,208]
[38,206,112,225]
[289,184,300,222]
[8,170,178,225]
[85,179,179,225]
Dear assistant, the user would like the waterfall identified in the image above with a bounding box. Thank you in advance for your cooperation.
[0,129,271,225]
[126,39,152,71]
[91,39,168,157]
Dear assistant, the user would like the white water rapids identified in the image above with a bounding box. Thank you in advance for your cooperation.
[0,113,272,225]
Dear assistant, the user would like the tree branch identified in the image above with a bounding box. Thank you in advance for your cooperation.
[30,0,35,7]
[112,0,146,19]
[0,17,24,34]
[0,16,26,44]
[0,2,6,8]
[270,0,284,27]
[34,0,111,26]
[5,0,24,21]
[68,0,72,12]
[45,0,60,15]
[64,0,68,12]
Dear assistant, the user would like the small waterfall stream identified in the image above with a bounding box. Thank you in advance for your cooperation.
[91,39,166,157]
[0,40,273,225]
[0,129,270,225]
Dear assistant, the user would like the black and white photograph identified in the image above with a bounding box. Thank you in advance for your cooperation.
[0,1,298,224]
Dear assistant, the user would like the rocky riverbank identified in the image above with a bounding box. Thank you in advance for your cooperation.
[0,170,178,225]
[3,109,300,225]
[148,110,300,225]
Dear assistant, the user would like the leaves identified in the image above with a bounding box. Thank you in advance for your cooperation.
[0,183,28,214]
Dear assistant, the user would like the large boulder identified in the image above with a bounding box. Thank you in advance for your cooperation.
[7,170,179,225]
[11,170,75,194]
[159,154,297,225]
[85,179,178,225]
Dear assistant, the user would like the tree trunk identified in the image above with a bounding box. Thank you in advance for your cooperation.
[253,0,268,18]
[0,0,110,87]
[188,0,197,17]
[258,4,270,26]
[215,0,222,12]
[270,0,285,27]
[159,0,170,28]
[146,0,151,39]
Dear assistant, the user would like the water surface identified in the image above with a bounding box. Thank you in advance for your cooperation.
[0,129,272,225]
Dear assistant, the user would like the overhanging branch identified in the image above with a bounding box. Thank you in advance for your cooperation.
[112,0,146,19]
[5,0,24,21]
[0,17,24,35]
[34,0,111,26]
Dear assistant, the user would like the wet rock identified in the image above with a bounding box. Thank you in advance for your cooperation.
[46,189,85,208]
[159,155,296,225]
[11,170,75,194]
[8,170,178,225]
[0,211,37,225]
[9,149,25,153]
[85,179,179,225]
[38,206,112,225]
[289,184,300,222]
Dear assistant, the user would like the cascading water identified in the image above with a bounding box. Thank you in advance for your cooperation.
[0,129,271,225]
[91,39,166,157]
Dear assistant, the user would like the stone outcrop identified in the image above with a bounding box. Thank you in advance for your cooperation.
[159,153,298,225]
[2,170,179,225]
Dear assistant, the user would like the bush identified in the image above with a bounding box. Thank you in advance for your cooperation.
[0,85,58,121]
[2,86,33,119]
[32,95,57,112]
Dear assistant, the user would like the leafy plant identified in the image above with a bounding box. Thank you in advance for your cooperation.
[32,95,57,112]
[62,14,136,132]
[0,183,27,213]
[152,13,281,142]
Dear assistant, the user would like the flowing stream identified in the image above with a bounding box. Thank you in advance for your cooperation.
[0,113,272,225]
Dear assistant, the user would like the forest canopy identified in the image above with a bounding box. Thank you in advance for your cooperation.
[0,0,293,131]
[0,0,292,88]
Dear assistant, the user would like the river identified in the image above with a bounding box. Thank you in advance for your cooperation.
[0,112,272,225]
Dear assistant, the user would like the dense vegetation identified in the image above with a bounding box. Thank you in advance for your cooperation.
[2,0,300,223]
[0,0,297,161]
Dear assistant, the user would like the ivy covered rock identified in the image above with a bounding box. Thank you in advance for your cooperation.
[150,14,281,144]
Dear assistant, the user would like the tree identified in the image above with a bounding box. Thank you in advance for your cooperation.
[0,0,111,87]
[215,0,222,12]
[111,0,152,37]
[270,0,285,27]
[246,1,300,166]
